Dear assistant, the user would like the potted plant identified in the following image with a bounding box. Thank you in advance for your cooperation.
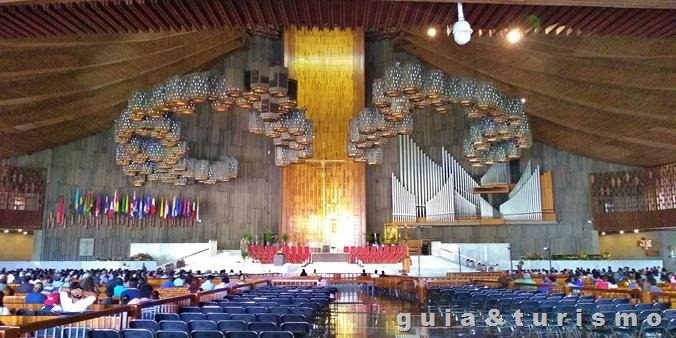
[281,233,289,245]
[240,233,253,260]
[263,229,274,246]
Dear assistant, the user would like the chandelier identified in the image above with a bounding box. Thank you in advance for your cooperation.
[348,60,532,166]
[114,64,281,186]
[245,64,315,167]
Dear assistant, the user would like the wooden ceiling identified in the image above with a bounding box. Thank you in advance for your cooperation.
[0,30,246,157]
[0,0,674,166]
[397,30,676,166]
[0,0,674,39]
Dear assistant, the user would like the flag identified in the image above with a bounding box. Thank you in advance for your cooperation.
[159,197,164,218]
[84,190,91,216]
[78,195,84,214]
[150,197,156,216]
[73,187,80,211]
[103,194,109,215]
[191,201,196,220]
[113,191,119,213]
[108,193,115,219]
[172,196,177,218]
[96,193,101,217]
[138,197,143,220]
[129,191,137,216]
[144,194,150,214]
[195,197,200,221]
[124,192,129,214]
[184,199,190,218]
[57,196,65,224]
[165,198,170,218]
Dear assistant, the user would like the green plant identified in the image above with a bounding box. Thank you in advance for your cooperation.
[601,251,611,260]
[242,233,253,242]
[129,253,154,261]
[263,229,274,245]
[579,251,589,260]
[281,233,289,244]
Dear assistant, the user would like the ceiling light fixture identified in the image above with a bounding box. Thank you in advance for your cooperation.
[601,232,606,235]
[22,231,28,235]
[449,2,472,45]
[634,229,639,233]
[619,230,624,234]
[3,230,8,234]
[506,28,523,44]
[426,27,437,38]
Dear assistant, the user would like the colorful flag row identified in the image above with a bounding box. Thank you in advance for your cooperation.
[53,187,201,226]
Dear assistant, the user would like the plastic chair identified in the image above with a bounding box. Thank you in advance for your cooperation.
[130,320,159,333]
[189,331,223,338]
[248,321,278,332]
[229,314,256,322]
[217,320,247,331]
[246,306,268,314]
[280,314,306,323]
[222,307,247,314]
[88,330,121,338]
[121,329,154,338]
[259,332,293,338]
[257,313,280,324]
[180,307,203,314]
[269,306,291,315]
[223,332,257,338]
[188,320,218,332]
[207,313,230,322]
[615,304,634,312]
[181,313,207,322]
[201,307,224,314]
[156,313,181,322]
[280,322,310,336]
[160,321,189,332]
[156,331,189,338]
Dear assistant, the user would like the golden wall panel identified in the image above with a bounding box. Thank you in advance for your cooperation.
[281,27,365,247]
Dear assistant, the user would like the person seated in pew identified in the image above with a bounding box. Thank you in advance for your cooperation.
[299,269,308,277]
[215,274,235,289]
[160,277,175,288]
[126,284,154,305]
[594,276,610,289]
[25,282,47,304]
[0,291,10,315]
[112,277,126,298]
[15,275,33,294]
[537,276,554,293]
[0,276,14,295]
[173,275,185,287]
[58,285,97,313]
[200,275,216,291]
[361,269,368,277]
[119,279,141,301]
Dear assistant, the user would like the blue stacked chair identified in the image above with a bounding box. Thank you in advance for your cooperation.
[156,331,189,338]
[159,321,188,332]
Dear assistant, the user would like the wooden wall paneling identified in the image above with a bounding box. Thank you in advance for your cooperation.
[2,42,283,260]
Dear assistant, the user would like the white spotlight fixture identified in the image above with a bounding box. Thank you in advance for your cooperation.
[448,2,472,45]
[426,27,438,38]
[22,231,28,235]
[506,28,523,44]
[633,229,639,233]
[3,230,8,234]
[601,232,606,236]
[619,230,624,234]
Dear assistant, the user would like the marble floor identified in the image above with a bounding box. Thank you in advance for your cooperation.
[324,288,428,338]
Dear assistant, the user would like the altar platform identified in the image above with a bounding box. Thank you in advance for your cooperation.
[311,252,350,263]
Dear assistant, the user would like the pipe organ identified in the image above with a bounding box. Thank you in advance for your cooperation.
[499,161,543,220]
[480,163,510,185]
[391,174,417,222]
[392,135,498,222]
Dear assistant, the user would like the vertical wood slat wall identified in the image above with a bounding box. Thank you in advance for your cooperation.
[364,40,634,258]
[2,47,283,260]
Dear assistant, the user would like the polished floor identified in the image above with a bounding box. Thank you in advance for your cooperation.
[324,288,427,338]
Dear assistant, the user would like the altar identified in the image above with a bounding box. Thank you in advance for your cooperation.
[311,252,350,263]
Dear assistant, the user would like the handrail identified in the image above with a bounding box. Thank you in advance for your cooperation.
[157,248,210,269]
[13,305,136,335]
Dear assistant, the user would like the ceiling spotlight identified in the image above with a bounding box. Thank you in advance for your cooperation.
[634,229,639,233]
[506,28,523,44]
[448,2,472,45]
[22,231,28,235]
[3,230,8,234]
[601,232,606,236]
[619,230,624,234]
[17,229,22,232]
[520,98,526,103]
[426,27,438,38]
